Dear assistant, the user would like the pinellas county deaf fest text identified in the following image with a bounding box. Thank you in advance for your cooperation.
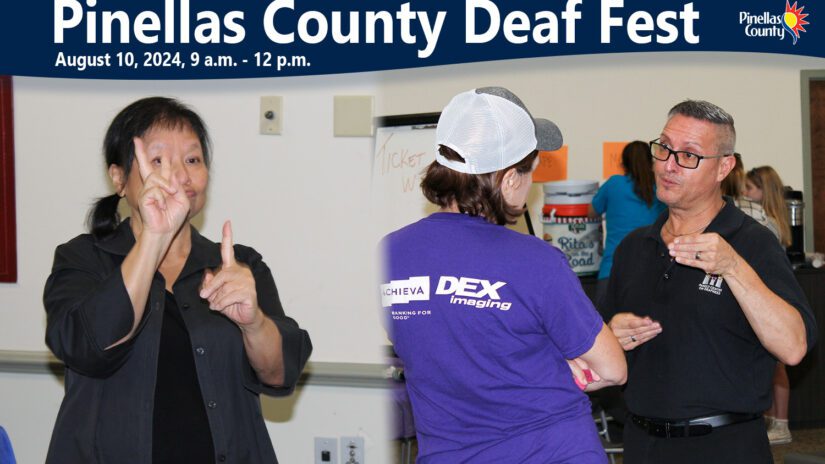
[55,0,701,58]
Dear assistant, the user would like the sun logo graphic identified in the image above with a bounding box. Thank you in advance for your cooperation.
[782,0,809,44]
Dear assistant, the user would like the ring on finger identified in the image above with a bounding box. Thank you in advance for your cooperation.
[630,335,637,343]
[695,251,702,261]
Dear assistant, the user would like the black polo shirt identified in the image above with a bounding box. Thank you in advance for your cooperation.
[603,198,817,420]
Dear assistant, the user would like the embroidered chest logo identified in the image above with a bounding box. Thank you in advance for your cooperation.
[698,274,724,295]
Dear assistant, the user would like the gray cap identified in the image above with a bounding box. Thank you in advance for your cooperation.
[435,87,563,174]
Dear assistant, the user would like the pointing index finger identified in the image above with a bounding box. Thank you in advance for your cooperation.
[221,220,236,268]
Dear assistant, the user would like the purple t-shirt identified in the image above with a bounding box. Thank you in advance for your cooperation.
[381,213,606,463]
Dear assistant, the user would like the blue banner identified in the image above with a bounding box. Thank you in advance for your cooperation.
[0,0,820,79]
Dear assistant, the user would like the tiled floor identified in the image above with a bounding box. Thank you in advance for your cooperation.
[770,428,825,463]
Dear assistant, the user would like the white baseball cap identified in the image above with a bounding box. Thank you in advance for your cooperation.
[435,87,563,174]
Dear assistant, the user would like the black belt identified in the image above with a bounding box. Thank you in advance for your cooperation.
[630,413,762,438]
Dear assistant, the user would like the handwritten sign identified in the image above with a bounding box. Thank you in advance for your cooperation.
[374,130,432,192]
[532,146,568,183]
[602,142,627,179]
[370,124,439,238]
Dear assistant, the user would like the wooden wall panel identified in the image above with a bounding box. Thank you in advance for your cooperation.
[810,80,825,255]
[0,76,16,283]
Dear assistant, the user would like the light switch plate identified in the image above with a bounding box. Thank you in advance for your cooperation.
[260,96,283,135]
[340,436,365,464]
[334,96,374,137]
[314,437,338,464]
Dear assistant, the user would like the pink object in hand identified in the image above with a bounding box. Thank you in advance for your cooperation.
[573,369,594,390]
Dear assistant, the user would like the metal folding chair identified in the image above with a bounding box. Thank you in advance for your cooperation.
[592,399,623,464]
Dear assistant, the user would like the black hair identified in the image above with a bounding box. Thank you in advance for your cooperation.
[87,97,211,239]
[621,141,656,207]
[667,99,736,154]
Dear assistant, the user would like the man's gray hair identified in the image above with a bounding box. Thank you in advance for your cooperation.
[668,100,736,154]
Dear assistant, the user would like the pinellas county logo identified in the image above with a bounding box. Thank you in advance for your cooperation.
[782,1,809,44]
[739,1,809,44]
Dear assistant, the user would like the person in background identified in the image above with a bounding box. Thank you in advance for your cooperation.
[591,141,666,310]
[746,166,792,248]
[43,97,312,463]
[382,87,626,463]
[604,100,816,463]
[720,153,779,240]
[745,165,794,445]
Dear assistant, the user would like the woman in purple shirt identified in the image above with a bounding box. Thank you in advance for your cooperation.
[382,88,626,463]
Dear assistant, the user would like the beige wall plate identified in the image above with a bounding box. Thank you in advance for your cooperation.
[334,96,374,137]
[260,96,283,135]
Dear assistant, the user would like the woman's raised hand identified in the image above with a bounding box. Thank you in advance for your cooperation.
[133,137,191,236]
[200,221,264,330]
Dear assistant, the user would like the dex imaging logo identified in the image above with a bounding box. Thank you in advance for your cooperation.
[698,274,724,296]
[436,276,512,311]
[739,1,809,44]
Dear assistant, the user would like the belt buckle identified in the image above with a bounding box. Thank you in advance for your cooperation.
[688,423,713,437]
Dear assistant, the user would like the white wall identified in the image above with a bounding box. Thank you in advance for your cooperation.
[2,75,392,463]
[2,51,824,462]
[379,52,822,189]
[0,373,64,463]
[263,385,391,463]
[0,372,390,463]
[3,76,387,363]
[378,52,825,222]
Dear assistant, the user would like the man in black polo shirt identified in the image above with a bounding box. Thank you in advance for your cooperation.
[603,100,817,464]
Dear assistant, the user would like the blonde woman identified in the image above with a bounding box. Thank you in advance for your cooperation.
[720,154,778,240]
[745,165,793,445]
[745,166,792,247]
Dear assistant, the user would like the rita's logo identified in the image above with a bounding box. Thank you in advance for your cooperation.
[782,0,809,44]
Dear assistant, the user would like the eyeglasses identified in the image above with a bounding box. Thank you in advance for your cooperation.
[649,139,731,169]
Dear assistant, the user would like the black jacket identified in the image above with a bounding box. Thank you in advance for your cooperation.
[43,219,312,463]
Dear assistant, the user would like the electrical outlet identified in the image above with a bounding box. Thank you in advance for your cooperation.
[314,437,338,464]
[260,96,283,135]
[340,436,365,464]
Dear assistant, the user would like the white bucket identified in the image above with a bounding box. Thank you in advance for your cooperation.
[542,218,603,276]
[541,180,602,275]
[543,180,599,205]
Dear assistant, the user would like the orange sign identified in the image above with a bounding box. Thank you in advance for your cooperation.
[532,146,568,183]
[602,142,627,179]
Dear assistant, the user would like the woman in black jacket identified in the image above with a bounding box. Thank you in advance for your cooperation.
[43,97,311,463]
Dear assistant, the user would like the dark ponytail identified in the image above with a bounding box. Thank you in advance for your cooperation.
[87,194,122,240]
[86,96,211,240]
[421,146,538,225]
[622,141,656,207]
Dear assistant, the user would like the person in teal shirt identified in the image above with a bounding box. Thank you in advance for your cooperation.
[592,141,666,308]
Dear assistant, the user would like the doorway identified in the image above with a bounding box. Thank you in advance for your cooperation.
[802,72,825,254]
